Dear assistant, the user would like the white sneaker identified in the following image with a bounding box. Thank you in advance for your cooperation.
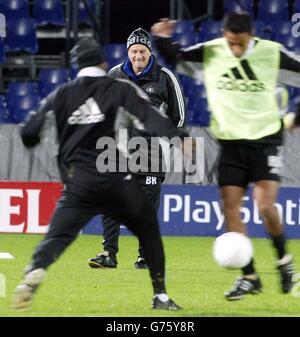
[12,268,46,310]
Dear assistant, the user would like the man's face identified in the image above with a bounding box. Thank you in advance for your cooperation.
[223,31,252,58]
[128,44,151,73]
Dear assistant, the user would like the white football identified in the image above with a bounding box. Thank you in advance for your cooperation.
[213,232,253,269]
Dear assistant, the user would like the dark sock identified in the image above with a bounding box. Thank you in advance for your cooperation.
[242,258,256,276]
[152,272,166,294]
[271,233,286,260]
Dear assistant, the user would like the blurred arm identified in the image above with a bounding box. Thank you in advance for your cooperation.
[115,79,188,140]
[152,19,204,79]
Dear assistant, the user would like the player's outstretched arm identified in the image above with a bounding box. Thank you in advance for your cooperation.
[115,79,197,159]
[151,18,204,74]
[151,18,176,38]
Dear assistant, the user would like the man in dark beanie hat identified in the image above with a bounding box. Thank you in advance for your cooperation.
[88,28,186,270]
[12,37,188,311]
[70,37,107,73]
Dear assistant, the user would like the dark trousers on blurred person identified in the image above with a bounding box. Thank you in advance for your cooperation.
[28,176,166,294]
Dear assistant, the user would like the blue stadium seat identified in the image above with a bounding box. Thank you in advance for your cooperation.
[0,38,5,64]
[155,56,170,68]
[177,74,194,97]
[275,34,300,51]
[188,83,207,101]
[288,86,300,100]
[33,0,65,27]
[5,19,38,54]
[70,66,77,80]
[263,21,292,40]
[0,0,29,19]
[7,81,38,104]
[186,84,206,114]
[288,87,300,112]
[8,94,40,123]
[39,68,69,84]
[38,68,69,97]
[254,21,265,34]
[273,21,293,36]
[79,0,96,25]
[174,20,194,34]
[194,33,201,44]
[107,58,125,70]
[253,21,271,39]
[200,21,222,35]
[186,98,195,119]
[0,105,12,123]
[7,81,38,96]
[192,98,210,126]
[294,0,300,13]
[223,0,254,16]
[173,32,196,48]
[186,98,210,126]
[0,93,13,123]
[258,0,289,23]
[199,21,222,42]
[0,94,6,106]
[103,44,127,60]
[293,44,300,55]
[38,77,68,98]
[152,47,173,68]
[256,32,272,40]
[198,32,222,42]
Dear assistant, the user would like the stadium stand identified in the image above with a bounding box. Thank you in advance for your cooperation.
[0,0,299,129]
[8,93,40,123]
[0,0,30,19]
[192,98,210,127]
[33,0,65,27]
[275,33,300,50]
[223,0,254,16]
[257,0,289,23]
[0,38,5,64]
[0,94,5,105]
[173,31,197,47]
[5,18,39,53]
[174,20,194,34]
[198,20,222,42]
[0,104,10,123]
[103,43,127,69]
[78,0,96,25]
[178,74,194,97]
[252,21,271,39]
[38,68,69,97]
[294,0,300,13]
[7,81,39,104]
[270,21,293,38]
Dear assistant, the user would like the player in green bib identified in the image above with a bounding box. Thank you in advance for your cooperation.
[152,12,299,300]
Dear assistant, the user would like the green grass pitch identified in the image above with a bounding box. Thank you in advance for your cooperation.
[0,234,300,317]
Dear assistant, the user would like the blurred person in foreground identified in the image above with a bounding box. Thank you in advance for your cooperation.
[151,12,299,300]
[12,37,192,311]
